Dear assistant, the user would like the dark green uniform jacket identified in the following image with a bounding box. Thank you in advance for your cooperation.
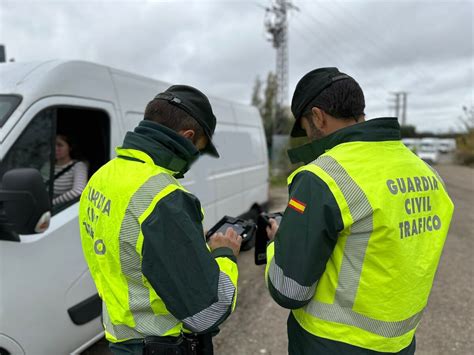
[112,121,236,352]
[269,118,416,355]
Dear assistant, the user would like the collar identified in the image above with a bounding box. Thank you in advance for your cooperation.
[120,120,200,178]
[287,117,401,164]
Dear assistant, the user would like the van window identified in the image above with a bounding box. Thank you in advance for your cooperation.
[0,109,55,240]
[0,95,22,127]
[0,109,55,183]
[56,107,110,179]
[0,106,110,216]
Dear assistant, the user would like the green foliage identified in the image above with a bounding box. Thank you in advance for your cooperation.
[400,125,417,138]
[274,106,293,135]
[251,76,263,108]
[251,72,303,176]
[456,105,474,166]
[251,72,277,149]
[269,174,288,187]
[251,72,294,148]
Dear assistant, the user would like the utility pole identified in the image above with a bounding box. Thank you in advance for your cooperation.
[0,45,6,63]
[264,0,298,169]
[401,92,408,126]
[264,0,298,131]
[389,92,408,125]
[0,45,15,62]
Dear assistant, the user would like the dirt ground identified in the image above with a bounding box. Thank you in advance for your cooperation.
[86,162,473,355]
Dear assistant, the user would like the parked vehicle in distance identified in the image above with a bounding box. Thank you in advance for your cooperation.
[0,60,269,355]
[438,138,456,153]
[402,138,421,153]
[417,138,440,164]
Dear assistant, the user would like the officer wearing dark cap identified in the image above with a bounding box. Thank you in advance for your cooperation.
[79,85,242,355]
[264,68,453,354]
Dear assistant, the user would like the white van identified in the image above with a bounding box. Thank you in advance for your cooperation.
[0,60,269,355]
[417,137,440,164]
[438,138,456,153]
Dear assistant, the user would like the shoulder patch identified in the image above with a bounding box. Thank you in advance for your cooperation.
[288,198,306,214]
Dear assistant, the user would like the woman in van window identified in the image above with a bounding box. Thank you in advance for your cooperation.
[52,134,88,206]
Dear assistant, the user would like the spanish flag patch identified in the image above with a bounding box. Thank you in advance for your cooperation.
[288,198,306,214]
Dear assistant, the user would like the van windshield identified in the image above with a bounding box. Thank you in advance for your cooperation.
[0,95,21,127]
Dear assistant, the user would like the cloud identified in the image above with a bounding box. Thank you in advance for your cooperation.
[0,0,472,133]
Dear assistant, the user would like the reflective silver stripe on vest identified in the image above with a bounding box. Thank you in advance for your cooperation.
[104,173,180,339]
[305,301,424,338]
[303,156,422,337]
[103,301,142,339]
[182,271,236,333]
[268,258,317,302]
[316,156,373,308]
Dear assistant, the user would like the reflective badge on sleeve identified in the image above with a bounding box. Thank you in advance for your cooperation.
[288,198,306,214]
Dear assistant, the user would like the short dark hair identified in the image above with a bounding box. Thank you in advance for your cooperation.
[144,99,205,141]
[302,79,365,120]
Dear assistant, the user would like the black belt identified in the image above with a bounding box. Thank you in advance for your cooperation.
[143,333,213,355]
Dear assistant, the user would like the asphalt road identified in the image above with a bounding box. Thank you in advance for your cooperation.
[414,164,474,355]
[86,162,473,355]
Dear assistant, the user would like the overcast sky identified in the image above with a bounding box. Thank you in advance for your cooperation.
[1,0,472,132]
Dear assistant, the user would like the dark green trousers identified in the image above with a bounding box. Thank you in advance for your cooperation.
[108,336,214,355]
[109,339,143,355]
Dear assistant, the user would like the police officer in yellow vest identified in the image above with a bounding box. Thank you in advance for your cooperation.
[265,68,454,354]
[79,85,241,355]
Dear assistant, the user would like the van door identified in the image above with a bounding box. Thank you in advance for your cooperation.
[0,97,115,354]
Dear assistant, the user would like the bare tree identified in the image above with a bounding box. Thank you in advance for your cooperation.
[456,105,474,165]
[251,72,278,150]
[459,105,474,131]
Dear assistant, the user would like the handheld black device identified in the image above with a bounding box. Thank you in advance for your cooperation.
[205,215,255,242]
[254,212,283,265]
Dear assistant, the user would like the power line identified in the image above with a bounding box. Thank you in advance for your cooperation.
[289,14,391,107]
[309,0,431,85]
[292,3,394,95]
[289,22,351,67]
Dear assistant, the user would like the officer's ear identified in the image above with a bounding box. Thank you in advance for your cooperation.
[311,107,327,130]
[180,129,196,141]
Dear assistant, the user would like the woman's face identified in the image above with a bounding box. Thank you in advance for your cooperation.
[56,136,71,161]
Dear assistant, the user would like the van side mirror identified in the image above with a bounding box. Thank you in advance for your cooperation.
[0,168,51,235]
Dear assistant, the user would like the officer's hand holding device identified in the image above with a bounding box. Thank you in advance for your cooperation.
[265,215,281,241]
[207,227,242,257]
[206,216,255,241]
[255,212,283,265]
[206,216,253,256]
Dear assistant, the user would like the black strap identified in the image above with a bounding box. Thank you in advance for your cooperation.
[46,161,78,185]
[54,161,79,180]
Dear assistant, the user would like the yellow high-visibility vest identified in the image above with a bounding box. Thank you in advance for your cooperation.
[267,140,454,352]
[79,148,237,343]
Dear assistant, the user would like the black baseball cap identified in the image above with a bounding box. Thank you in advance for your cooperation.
[290,67,351,137]
[155,85,219,157]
